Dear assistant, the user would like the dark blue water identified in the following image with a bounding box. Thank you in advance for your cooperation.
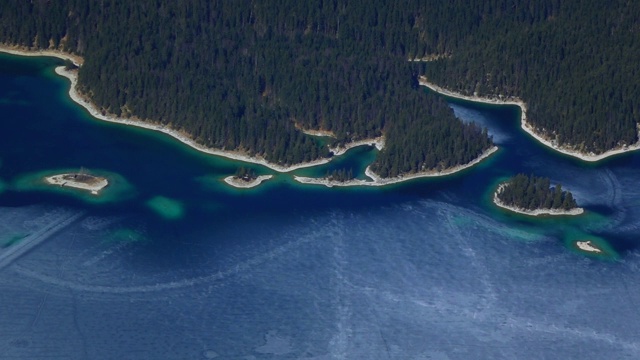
[2,53,640,359]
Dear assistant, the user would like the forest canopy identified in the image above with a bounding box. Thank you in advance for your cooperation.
[1,0,637,173]
[496,174,579,211]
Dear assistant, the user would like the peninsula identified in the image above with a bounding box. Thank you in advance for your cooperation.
[2,1,639,175]
[295,146,498,187]
[493,174,584,216]
[0,45,497,184]
[1,0,503,182]
[45,172,108,195]
[419,77,640,162]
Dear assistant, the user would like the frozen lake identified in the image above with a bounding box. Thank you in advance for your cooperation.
[1,53,640,359]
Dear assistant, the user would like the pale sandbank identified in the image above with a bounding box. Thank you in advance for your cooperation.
[418,77,640,162]
[298,128,337,138]
[576,240,602,253]
[45,173,108,195]
[407,54,450,62]
[294,146,498,187]
[493,183,584,216]
[329,137,384,156]
[223,175,273,189]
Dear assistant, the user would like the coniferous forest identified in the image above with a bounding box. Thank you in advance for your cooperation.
[496,174,578,211]
[1,1,638,174]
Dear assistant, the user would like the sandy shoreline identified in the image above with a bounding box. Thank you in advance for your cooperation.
[329,137,385,156]
[298,128,337,138]
[223,175,273,188]
[0,44,83,66]
[45,174,108,195]
[294,146,498,187]
[493,184,584,216]
[418,77,640,162]
[52,64,336,173]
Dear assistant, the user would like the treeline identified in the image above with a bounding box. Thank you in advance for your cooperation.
[326,168,354,182]
[370,99,492,178]
[419,0,640,153]
[1,1,637,159]
[497,174,578,211]
[234,167,256,181]
[0,0,493,175]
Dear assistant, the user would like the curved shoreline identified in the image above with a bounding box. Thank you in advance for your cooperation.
[1,46,497,181]
[223,175,273,189]
[418,77,640,162]
[53,64,335,173]
[294,146,498,187]
[0,44,83,66]
[493,184,584,216]
[0,45,371,173]
[329,137,385,156]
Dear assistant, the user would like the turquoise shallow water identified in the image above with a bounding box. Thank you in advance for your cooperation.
[1,53,640,359]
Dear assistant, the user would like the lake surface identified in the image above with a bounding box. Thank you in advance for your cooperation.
[2,53,640,359]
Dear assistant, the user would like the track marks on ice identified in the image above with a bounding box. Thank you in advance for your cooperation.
[0,209,84,271]
[12,223,320,294]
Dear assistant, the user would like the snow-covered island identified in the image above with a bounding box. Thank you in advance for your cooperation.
[45,172,108,195]
[576,241,602,253]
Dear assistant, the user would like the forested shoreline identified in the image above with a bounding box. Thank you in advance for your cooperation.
[1,1,637,173]
[418,1,640,154]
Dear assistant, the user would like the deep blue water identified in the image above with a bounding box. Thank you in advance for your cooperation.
[2,53,640,359]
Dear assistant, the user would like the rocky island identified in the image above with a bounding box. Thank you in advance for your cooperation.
[576,241,602,253]
[494,174,584,216]
[223,167,273,189]
[45,171,108,195]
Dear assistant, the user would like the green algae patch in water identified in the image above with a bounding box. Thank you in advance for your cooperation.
[146,196,184,220]
[493,225,546,243]
[12,168,135,204]
[106,228,148,244]
[454,214,546,243]
[563,229,618,260]
[1,233,28,248]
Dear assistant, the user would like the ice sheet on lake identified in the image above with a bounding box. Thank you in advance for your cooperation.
[1,200,640,359]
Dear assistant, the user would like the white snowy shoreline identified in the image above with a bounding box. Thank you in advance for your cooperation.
[223,175,273,189]
[418,77,640,162]
[492,184,584,216]
[294,146,498,187]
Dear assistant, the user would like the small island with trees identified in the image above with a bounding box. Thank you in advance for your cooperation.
[223,167,273,189]
[493,174,584,216]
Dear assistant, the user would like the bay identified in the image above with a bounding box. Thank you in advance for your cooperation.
[1,53,640,359]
